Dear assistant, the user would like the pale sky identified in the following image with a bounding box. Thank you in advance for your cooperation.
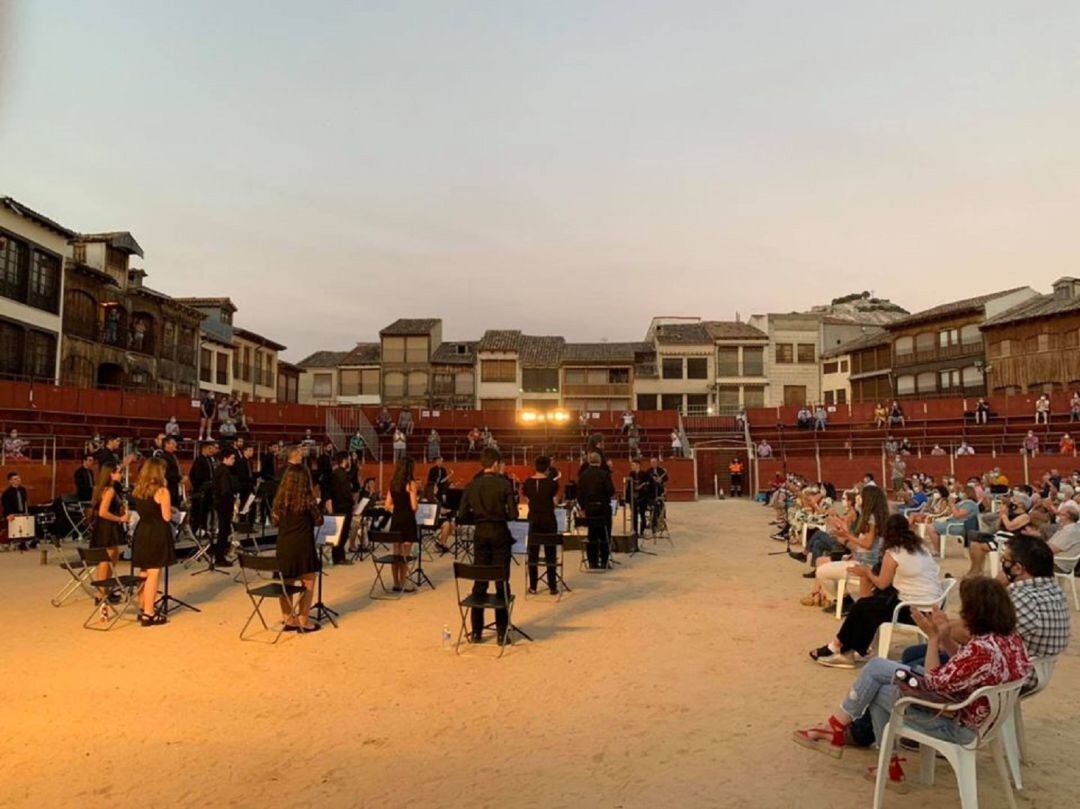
[2,1,1079,361]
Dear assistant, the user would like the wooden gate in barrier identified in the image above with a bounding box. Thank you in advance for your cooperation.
[693,440,749,497]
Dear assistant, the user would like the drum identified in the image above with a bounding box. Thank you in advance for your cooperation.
[9,514,35,539]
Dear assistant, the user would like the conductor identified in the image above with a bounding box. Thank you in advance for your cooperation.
[577,451,615,569]
[457,447,517,644]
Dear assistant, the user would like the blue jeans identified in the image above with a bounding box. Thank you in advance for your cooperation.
[900,643,951,671]
[807,531,844,563]
[841,658,975,747]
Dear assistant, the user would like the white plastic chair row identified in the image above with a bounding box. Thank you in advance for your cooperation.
[1001,655,1059,791]
[873,679,1025,809]
[1052,553,1080,611]
[876,577,957,658]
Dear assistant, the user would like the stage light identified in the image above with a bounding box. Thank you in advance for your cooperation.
[519,410,541,424]
[549,409,570,423]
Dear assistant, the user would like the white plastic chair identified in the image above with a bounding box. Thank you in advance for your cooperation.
[1052,553,1080,611]
[1001,655,1059,790]
[941,521,967,559]
[873,679,1025,809]
[877,577,956,659]
[835,566,861,619]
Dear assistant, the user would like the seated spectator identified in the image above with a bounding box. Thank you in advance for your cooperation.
[803,490,857,570]
[628,425,642,459]
[756,439,773,459]
[810,514,942,668]
[164,417,181,439]
[898,437,912,455]
[233,398,249,433]
[956,440,975,456]
[925,484,980,555]
[813,405,827,431]
[1071,390,1080,422]
[903,481,929,514]
[796,576,1032,788]
[467,427,481,453]
[3,429,27,460]
[796,406,812,429]
[348,430,366,456]
[1035,393,1051,425]
[873,402,887,429]
[397,407,414,436]
[219,418,237,438]
[930,443,946,456]
[883,435,898,456]
[375,407,394,434]
[909,485,951,528]
[1048,501,1080,562]
[578,411,590,437]
[427,429,441,461]
[670,429,683,458]
[974,397,991,424]
[969,491,1036,576]
[1059,433,1075,455]
[392,429,407,462]
[620,410,635,434]
[1021,430,1040,457]
[888,400,905,427]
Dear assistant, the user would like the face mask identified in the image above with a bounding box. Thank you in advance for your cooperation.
[1001,559,1019,583]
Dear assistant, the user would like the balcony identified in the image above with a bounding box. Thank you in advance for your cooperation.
[894,340,983,367]
[562,383,631,398]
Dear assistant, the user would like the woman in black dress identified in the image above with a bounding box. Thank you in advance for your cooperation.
[385,456,418,592]
[272,464,323,632]
[130,458,175,626]
[89,463,130,601]
[523,456,560,594]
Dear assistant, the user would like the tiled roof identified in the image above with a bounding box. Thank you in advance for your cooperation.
[297,350,349,368]
[341,342,381,365]
[174,296,238,314]
[431,341,477,365]
[519,336,565,367]
[477,330,523,352]
[77,231,144,257]
[562,342,649,364]
[703,320,768,341]
[981,288,1080,330]
[654,322,713,345]
[233,327,286,351]
[0,196,77,238]
[886,288,1031,329]
[380,318,440,336]
[820,330,890,358]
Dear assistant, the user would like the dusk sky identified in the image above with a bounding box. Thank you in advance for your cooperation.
[2,1,1079,361]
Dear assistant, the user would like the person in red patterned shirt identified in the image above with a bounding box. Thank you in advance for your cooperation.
[794,577,1031,790]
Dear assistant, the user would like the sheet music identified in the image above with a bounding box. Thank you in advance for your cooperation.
[238,494,256,516]
[353,497,371,517]
[416,502,439,527]
[316,515,344,547]
[509,520,530,554]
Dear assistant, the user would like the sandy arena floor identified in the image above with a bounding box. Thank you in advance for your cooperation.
[3,499,1077,809]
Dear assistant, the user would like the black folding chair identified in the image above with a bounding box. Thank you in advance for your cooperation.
[453,561,530,657]
[78,547,141,630]
[524,533,571,599]
[237,553,306,644]
[57,496,92,543]
[368,531,416,599]
[51,542,97,607]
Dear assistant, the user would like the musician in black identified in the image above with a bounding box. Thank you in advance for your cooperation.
[233,443,255,510]
[426,456,451,505]
[523,455,559,594]
[647,457,669,531]
[160,436,183,508]
[212,448,237,567]
[577,451,615,569]
[74,455,96,502]
[327,451,355,565]
[3,471,31,550]
[625,459,651,537]
[93,436,124,470]
[457,447,517,643]
[188,441,217,536]
[579,433,610,477]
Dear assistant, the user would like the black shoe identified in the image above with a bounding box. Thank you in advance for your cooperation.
[334,558,354,566]
[789,552,808,563]
[527,587,537,595]
[549,587,559,596]
[802,570,817,579]
[214,557,234,568]
[470,633,484,644]
[297,622,322,634]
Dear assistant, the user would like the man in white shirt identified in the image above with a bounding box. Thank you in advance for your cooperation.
[757,439,773,459]
[1049,501,1080,561]
[956,441,975,456]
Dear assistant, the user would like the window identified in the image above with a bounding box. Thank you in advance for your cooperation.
[962,365,983,388]
[199,348,211,382]
[28,250,59,311]
[383,371,404,398]
[840,360,848,373]
[895,375,915,395]
[797,343,816,364]
[340,368,379,396]
[407,370,428,396]
[1037,333,1058,352]
[939,369,959,390]
[960,324,981,345]
[522,367,559,392]
[481,359,516,383]
[661,358,683,379]
[686,357,708,379]
[382,336,405,363]
[0,321,24,375]
[716,347,739,376]
[636,393,658,410]
[999,339,1012,357]
[782,385,806,406]
[743,346,764,376]
[686,394,709,414]
[0,235,27,301]
[836,389,847,405]
[775,344,794,364]
[938,328,958,348]
[405,336,429,363]
[823,361,839,375]
[609,368,630,384]
[63,289,98,340]
[455,370,474,396]
[25,331,55,378]
[894,336,914,356]
[824,390,834,406]
[916,372,936,393]
[661,393,683,411]
[716,386,739,412]
[311,373,333,397]
[743,386,765,409]
[915,332,935,353]
[215,352,229,385]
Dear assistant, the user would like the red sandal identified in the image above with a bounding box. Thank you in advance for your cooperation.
[792,715,846,759]
[865,755,909,793]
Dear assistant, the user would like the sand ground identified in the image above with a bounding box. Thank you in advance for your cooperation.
[3,499,1077,809]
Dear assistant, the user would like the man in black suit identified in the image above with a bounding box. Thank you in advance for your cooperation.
[188,441,216,536]
[577,452,615,569]
[212,448,237,567]
[327,451,354,565]
[3,471,32,550]
[161,436,182,508]
[232,444,255,511]
[457,447,517,644]
[74,455,96,502]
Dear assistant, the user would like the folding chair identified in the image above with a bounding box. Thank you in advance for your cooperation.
[51,541,97,607]
[453,561,529,657]
[877,577,957,659]
[524,533,571,599]
[58,496,92,543]
[650,499,673,547]
[237,553,306,644]
[873,679,1024,809]
[368,531,416,599]
[181,516,213,570]
[78,547,141,631]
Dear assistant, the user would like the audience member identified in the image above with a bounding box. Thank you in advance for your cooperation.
[1021,430,1040,457]
[4,429,28,460]
[1059,433,1075,455]
[1035,393,1051,425]
[974,397,991,424]
[888,400,905,427]
[757,439,773,459]
[872,402,887,429]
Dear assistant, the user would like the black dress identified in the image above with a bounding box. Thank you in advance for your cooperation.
[389,488,418,543]
[89,484,127,549]
[523,477,558,535]
[275,507,320,579]
[131,495,176,568]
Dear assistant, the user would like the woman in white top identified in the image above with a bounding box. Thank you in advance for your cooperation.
[811,514,942,667]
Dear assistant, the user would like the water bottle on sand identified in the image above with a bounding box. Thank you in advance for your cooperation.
[441,624,451,650]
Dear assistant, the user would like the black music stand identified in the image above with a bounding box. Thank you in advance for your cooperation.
[407,513,436,592]
[310,518,340,627]
[157,513,199,615]
[625,489,656,557]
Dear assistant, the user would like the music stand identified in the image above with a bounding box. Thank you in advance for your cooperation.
[625,488,656,558]
[347,497,373,561]
[189,509,230,577]
[407,508,436,591]
[311,516,342,627]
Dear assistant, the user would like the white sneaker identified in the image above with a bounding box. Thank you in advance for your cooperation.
[816,651,856,669]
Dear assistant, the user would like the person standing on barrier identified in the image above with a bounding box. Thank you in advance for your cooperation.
[578,451,615,569]
[458,447,517,643]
